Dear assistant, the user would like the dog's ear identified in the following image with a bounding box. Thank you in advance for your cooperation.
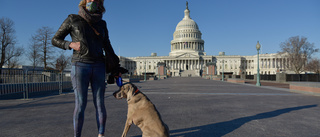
[127,83,137,101]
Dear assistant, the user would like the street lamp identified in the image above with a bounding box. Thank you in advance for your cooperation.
[256,41,261,86]
[219,52,225,81]
[222,59,224,81]
[144,59,146,81]
[165,66,167,79]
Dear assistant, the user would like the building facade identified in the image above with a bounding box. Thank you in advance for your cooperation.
[120,2,290,77]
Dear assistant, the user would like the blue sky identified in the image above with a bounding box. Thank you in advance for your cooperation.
[1,0,320,65]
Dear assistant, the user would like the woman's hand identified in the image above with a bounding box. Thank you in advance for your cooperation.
[69,42,81,51]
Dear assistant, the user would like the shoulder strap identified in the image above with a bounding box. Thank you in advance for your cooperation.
[87,22,100,36]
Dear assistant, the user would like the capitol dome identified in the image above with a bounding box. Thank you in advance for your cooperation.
[175,8,199,31]
[170,2,205,57]
[176,19,199,31]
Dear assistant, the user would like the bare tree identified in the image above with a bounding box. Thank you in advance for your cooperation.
[28,35,41,69]
[0,17,18,69]
[55,53,71,72]
[5,45,23,68]
[279,36,319,74]
[305,58,320,74]
[34,26,55,70]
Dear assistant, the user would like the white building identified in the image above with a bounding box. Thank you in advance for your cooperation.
[120,2,290,77]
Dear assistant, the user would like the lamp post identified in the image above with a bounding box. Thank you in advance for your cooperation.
[158,63,160,80]
[222,59,224,81]
[256,41,261,86]
[144,59,146,81]
[219,52,225,81]
[165,65,167,79]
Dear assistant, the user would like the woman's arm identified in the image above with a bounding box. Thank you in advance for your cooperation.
[52,15,73,50]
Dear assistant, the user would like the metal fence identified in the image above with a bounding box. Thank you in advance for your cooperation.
[218,74,319,82]
[246,75,254,80]
[261,74,276,81]
[0,68,72,99]
[122,74,156,80]
[286,74,320,82]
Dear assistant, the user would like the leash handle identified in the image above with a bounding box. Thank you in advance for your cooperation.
[116,76,123,87]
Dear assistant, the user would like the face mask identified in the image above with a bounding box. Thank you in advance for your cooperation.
[86,1,99,13]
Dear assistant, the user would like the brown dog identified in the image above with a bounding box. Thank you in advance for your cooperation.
[113,83,169,137]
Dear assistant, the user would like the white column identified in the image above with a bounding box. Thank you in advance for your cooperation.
[192,60,194,70]
[176,60,178,70]
[197,60,199,70]
[182,60,184,70]
[272,59,274,68]
[266,59,269,68]
[182,60,185,70]
[173,60,175,70]
[186,60,188,70]
[177,60,179,70]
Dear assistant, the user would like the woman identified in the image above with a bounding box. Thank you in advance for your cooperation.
[52,0,118,137]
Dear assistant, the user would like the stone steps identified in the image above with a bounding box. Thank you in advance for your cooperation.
[180,70,199,77]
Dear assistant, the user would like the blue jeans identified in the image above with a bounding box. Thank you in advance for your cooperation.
[71,62,106,137]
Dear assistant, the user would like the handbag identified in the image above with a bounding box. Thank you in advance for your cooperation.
[104,49,119,73]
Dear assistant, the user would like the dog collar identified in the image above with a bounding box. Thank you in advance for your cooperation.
[133,88,140,96]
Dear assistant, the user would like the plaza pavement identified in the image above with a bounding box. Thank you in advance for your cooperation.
[0,77,319,137]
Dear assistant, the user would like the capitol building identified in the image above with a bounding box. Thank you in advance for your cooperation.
[119,2,289,77]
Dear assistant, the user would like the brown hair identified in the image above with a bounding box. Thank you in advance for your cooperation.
[79,0,105,13]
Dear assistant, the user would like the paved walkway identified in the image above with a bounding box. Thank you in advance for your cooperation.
[0,77,319,137]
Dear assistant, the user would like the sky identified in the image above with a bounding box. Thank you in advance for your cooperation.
[1,0,320,65]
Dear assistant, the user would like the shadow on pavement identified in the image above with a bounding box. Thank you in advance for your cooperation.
[169,104,317,137]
